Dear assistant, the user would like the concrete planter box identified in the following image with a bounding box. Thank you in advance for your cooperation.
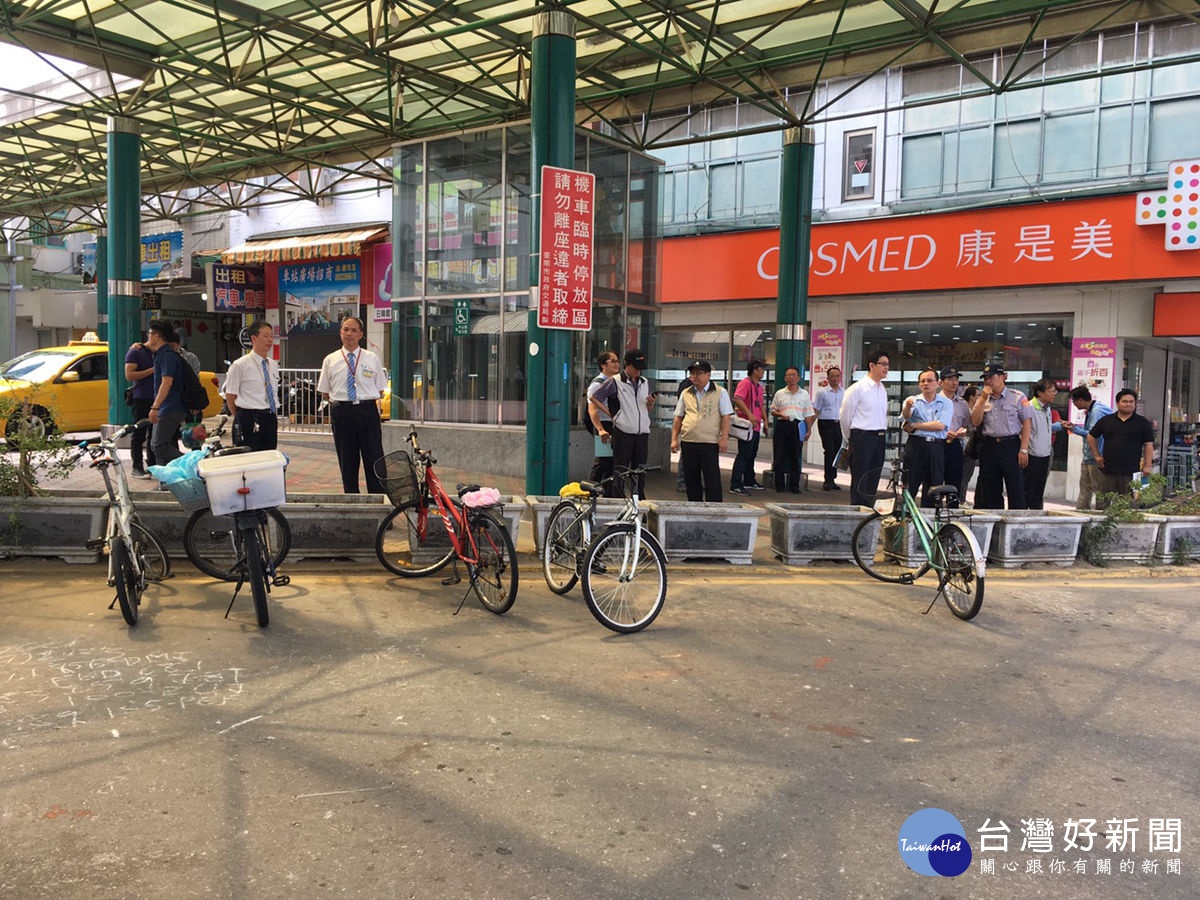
[988,510,1090,568]
[134,492,390,564]
[1079,514,1164,565]
[1156,516,1200,564]
[525,495,625,554]
[960,511,1000,560]
[766,502,870,565]
[644,500,762,565]
[0,496,109,564]
[283,493,390,564]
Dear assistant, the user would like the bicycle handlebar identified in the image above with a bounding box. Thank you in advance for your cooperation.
[407,425,436,465]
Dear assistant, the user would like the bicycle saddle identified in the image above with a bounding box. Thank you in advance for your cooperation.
[927,485,959,506]
[456,483,481,497]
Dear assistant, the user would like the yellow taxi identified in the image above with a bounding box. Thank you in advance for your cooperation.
[1,339,222,442]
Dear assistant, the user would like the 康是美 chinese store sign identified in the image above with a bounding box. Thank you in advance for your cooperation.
[662,193,1198,302]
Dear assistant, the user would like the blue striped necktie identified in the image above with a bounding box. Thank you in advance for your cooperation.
[262,357,276,413]
[347,352,357,402]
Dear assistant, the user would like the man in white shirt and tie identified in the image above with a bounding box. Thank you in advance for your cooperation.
[222,319,280,452]
[839,350,891,506]
[318,316,389,494]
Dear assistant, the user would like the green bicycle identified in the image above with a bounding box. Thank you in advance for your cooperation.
[850,465,985,620]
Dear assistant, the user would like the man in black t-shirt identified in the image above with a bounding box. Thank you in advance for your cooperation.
[1086,388,1155,500]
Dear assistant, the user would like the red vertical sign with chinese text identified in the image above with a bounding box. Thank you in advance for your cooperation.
[538,165,596,331]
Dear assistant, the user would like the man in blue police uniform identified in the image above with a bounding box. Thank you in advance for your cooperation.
[970,363,1034,509]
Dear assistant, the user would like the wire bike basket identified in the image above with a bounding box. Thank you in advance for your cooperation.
[375,450,421,507]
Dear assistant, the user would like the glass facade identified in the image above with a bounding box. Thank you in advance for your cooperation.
[390,124,661,427]
[900,20,1200,199]
[850,315,1075,471]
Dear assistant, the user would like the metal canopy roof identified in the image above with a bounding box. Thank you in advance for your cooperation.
[0,1,1187,236]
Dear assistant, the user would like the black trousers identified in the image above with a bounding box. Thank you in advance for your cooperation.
[331,402,385,494]
[903,437,945,507]
[974,435,1026,510]
[611,428,649,497]
[233,408,279,452]
[129,397,156,470]
[849,429,886,507]
[1023,454,1051,510]
[773,420,804,492]
[943,439,964,508]
[817,419,841,488]
[680,441,722,502]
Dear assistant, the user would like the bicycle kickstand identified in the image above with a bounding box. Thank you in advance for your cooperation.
[924,579,946,615]
[225,575,246,619]
[440,557,462,588]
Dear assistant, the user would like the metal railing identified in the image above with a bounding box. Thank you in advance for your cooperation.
[277,367,330,433]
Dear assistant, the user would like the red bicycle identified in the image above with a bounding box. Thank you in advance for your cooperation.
[373,427,518,615]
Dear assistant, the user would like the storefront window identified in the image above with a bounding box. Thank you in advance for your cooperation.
[851,315,1075,469]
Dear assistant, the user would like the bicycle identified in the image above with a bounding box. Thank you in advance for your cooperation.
[850,464,985,620]
[541,466,667,633]
[71,421,172,626]
[177,416,291,585]
[162,416,290,627]
[373,427,517,615]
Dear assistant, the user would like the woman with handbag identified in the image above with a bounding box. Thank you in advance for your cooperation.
[730,359,769,495]
[960,385,980,501]
[769,365,816,493]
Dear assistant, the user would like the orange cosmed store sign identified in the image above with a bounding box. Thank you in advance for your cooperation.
[662,194,1200,303]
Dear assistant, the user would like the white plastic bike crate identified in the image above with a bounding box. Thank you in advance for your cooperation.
[197,450,287,516]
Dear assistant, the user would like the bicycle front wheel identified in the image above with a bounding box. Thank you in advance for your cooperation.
[936,522,985,621]
[131,519,171,583]
[185,507,290,581]
[110,537,141,626]
[468,513,517,614]
[851,510,930,584]
[241,522,270,627]
[581,524,667,634]
[542,501,589,595]
[375,502,456,577]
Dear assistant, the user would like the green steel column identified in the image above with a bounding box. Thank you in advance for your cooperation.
[95,234,107,341]
[106,116,141,426]
[526,9,576,494]
[389,154,403,421]
[775,127,816,379]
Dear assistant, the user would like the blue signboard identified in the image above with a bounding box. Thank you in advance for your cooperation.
[140,231,185,281]
[212,264,266,312]
[280,260,361,335]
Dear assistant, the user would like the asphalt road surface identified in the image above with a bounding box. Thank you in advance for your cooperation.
[1,558,1197,898]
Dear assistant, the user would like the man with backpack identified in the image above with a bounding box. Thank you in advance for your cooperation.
[146,319,188,465]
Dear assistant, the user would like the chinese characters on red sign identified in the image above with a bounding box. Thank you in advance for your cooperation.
[538,166,595,331]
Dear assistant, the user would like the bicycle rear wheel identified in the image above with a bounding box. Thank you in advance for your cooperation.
[851,510,931,584]
[241,522,270,627]
[110,537,141,626]
[542,501,589,595]
[581,524,667,634]
[185,507,290,581]
[375,501,456,577]
[131,519,171,583]
[936,522,985,620]
[468,512,517,614]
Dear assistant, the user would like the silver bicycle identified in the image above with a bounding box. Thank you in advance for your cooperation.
[72,421,172,626]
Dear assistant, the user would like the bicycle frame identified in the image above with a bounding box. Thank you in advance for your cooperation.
[86,432,143,583]
[409,435,481,566]
[880,468,953,576]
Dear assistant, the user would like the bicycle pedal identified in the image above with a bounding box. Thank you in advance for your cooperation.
[272,575,291,587]
[441,575,462,586]
[85,538,105,551]
[899,573,915,585]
